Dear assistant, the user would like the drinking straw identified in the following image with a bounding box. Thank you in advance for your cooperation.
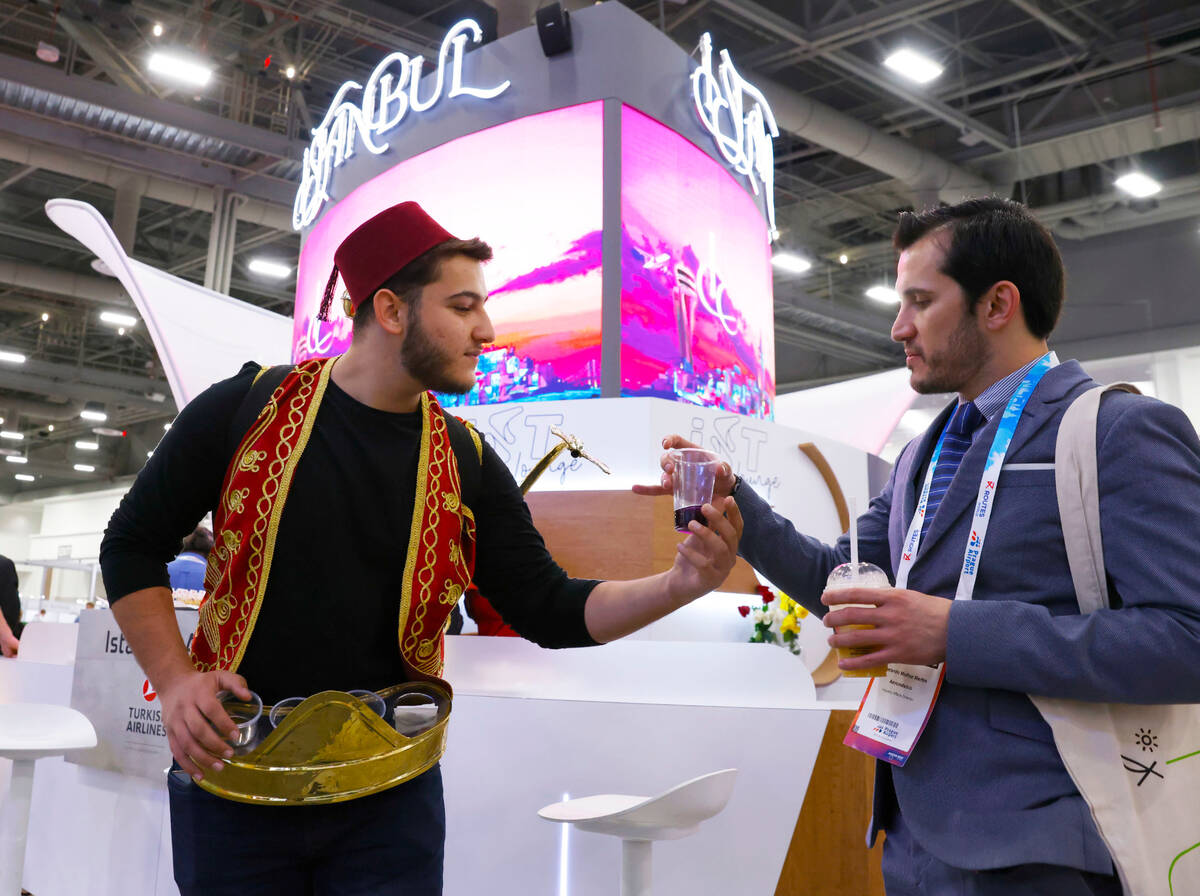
[849,497,859,580]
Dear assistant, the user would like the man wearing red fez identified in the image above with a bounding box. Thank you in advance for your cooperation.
[100,201,743,895]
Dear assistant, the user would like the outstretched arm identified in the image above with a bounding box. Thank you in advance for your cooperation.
[584,497,743,643]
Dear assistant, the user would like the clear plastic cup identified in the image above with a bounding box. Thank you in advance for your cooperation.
[825,561,891,678]
[669,448,722,532]
[391,691,439,737]
[268,696,305,729]
[347,689,386,718]
[216,690,263,752]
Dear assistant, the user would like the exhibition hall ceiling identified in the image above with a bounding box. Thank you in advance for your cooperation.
[0,0,1197,493]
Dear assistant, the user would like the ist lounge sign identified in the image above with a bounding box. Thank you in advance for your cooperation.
[692,32,779,242]
[292,19,511,230]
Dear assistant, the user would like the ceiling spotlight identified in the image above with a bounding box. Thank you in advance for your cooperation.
[153,22,164,37]
[74,464,96,473]
[75,441,99,451]
[1114,172,1162,199]
[771,252,813,274]
[838,254,849,265]
[5,455,27,464]
[285,65,296,80]
[81,401,107,423]
[41,312,49,322]
[866,285,901,304]
[100,311,137,327]
[248,258,293,278]
[883,48,943,84]
[14,473,34,482]
[0,350,25,364]
[147,51,213,88]
[164,422,172,431]
[36,41,61,64]
[47,424,54,432]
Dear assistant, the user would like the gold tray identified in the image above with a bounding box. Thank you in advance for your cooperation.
[195,682,451,806]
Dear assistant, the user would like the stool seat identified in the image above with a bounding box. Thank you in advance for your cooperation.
[538,769,737,895]
[0,703,97,758]
[0,703,98,894]
[538,768,737,840]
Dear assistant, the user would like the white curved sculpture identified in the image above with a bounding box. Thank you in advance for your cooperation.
[44,198,293,409]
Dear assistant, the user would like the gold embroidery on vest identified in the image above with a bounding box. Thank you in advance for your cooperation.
[239,449,267,473]
[226,487,249,515]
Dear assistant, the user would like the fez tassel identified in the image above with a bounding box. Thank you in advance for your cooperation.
[318,264,340,322]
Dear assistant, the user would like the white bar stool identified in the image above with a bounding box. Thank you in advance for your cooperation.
[0,703,97,894]
[538,768,737,896]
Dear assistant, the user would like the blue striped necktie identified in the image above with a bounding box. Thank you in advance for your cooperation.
[921,401,984,541]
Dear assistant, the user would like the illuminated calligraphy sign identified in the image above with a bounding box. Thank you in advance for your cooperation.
[292,19,512,230]
[691,32,779,242]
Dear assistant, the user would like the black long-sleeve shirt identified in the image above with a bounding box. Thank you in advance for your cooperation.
[100,363,598,703]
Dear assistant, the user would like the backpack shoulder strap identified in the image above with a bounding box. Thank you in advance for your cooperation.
[442,412,483,513]
[228,364,294,456]
[1054,383,1140,615]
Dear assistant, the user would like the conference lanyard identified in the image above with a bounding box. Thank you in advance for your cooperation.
[895,351,1057,595]
[845,352,1057,767]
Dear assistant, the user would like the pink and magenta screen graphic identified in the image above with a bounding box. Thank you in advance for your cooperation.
[620,106,775,417]
[293,101,774,414]
[294,102,605,405]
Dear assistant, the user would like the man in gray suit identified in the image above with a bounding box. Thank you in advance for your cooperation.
[643,198,1200,893]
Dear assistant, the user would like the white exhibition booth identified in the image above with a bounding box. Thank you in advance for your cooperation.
[0,622,865,896]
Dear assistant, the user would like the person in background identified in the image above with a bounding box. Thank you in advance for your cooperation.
[166,526,213,591]
[641,197,1200,895]
[0,553,20,657]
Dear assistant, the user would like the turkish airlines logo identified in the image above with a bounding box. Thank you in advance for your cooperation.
[142,679,157,702]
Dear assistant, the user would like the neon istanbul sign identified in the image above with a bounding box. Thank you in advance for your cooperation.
[691,32,779,242]
[292,19,511,230]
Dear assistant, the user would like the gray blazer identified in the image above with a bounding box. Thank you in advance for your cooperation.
[738,360,1200,873]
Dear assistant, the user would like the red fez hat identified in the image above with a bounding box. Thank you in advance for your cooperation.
[317,201,457,321]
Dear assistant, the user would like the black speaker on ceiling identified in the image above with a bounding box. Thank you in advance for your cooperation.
[536,3,573,58]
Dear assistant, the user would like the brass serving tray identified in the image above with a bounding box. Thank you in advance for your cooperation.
[195,681,451,805]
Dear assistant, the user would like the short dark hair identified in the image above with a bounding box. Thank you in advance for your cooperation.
[181,526,213,556]
[353,237,493,335]
[892,198,1064,339]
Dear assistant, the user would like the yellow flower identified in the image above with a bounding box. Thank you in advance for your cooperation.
[780,614,799,635]
[779,592,809,620]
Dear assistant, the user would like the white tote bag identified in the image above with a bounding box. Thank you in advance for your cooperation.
[1031,384,1200,896]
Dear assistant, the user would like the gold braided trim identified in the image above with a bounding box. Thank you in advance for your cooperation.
[397,395,473,678]
[228,359,333,672]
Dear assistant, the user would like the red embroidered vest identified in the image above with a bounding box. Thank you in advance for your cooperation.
[190,357,477,680]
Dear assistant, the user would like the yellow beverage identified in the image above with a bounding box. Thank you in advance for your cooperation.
[825,562,891,678]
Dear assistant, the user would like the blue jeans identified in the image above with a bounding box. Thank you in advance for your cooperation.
[167,764,445,895]
[882,809,1123,896]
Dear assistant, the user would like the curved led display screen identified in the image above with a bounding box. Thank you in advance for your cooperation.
[620,105,775,418]
[293,100,774,416]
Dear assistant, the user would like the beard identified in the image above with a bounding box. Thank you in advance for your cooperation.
[400,312,477,395]
[911,309,990,395]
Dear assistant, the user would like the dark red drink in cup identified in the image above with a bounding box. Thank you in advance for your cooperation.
[669,448,722,533]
